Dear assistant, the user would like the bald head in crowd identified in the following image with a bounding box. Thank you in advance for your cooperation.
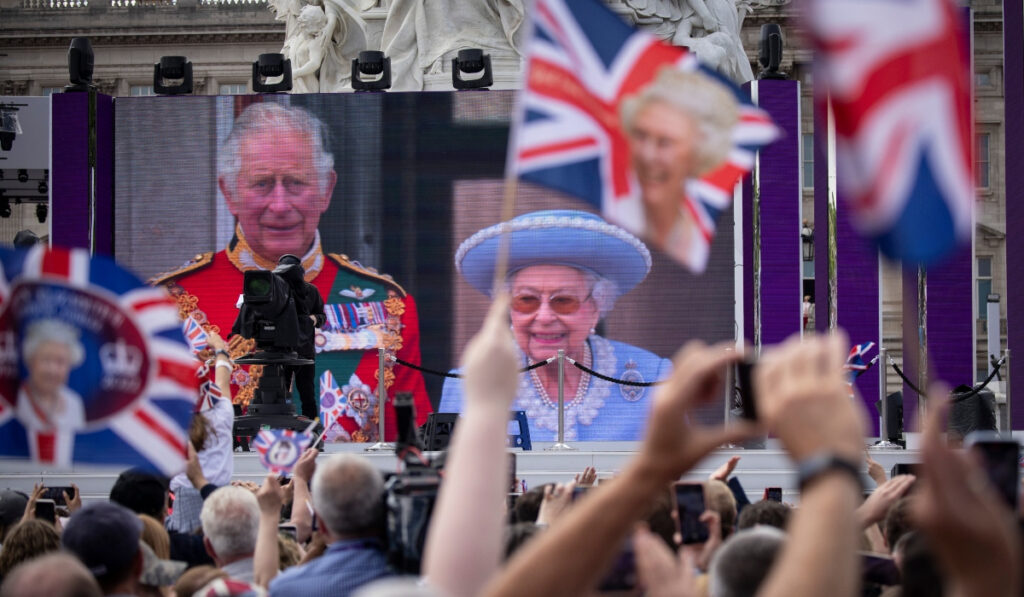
[0,553,102,597]
[312,454,386,539]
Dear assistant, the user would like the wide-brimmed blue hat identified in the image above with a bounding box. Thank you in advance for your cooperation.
[456,210,652,296]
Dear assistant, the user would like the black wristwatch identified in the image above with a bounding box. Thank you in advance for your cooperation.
[215,349,232,360]
[796,453,864,493]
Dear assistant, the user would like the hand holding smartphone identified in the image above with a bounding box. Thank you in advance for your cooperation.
[34,499,56,524]
[965,432,1021,511]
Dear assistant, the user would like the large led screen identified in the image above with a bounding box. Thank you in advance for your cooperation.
[114,93,734,442]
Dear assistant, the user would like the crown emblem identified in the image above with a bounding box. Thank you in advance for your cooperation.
[99,339,144,378]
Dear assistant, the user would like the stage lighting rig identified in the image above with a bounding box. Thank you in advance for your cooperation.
[36,203,47,224]
[65,37,96,93]
[17,169,27,183]
[38,181,47,195]
[452,49,493,90]
[252,54,292,93]
[352,51,391,92]
[154,56,193,95]
[758,24,787,80]
[0,195,11,219]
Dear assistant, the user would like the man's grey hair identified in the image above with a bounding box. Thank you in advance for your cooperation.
[217,102,335,195]
[200,486,260,561]
[505,268,620,320]
[22,319,85,367]
[708,525,786,597]
[620,67,739,178]
[0,552,102,597]
[311,454,385,537]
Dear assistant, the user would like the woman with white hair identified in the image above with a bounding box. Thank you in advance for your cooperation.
[16,319,86,461]
[620,67,739,271]
[438,210,672,441]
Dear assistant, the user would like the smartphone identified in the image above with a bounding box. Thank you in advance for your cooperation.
[673,483,708,545]
[34,499,56,524]
[42,486,74,506]
[966,432,1021,510]
[278,524,297,540]
[735,357,758,420]
[891,463,919,478]
[860,552,901,586]
[507,453,517,494]
[597,541,637,592]
[764,487,783,502]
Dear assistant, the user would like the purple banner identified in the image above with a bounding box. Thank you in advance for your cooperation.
[835,196,881,434]
[50,93,90,249]
[813,104,829,333]
[95,94,113,256]
[754,80,801,346]
[926,247,973,390]
[902,267,921,428]
[1004,0,1024,429]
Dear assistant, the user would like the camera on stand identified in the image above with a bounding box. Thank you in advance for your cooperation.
[384,391,445,574]
[231,261,315,439]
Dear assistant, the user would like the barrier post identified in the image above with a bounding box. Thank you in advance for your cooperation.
[365,348,394,452]
[871,347,901,449]
[547,349,575,451]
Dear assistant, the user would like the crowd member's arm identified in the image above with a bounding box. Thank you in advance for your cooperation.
[185,444,218,499]
[912,393,1022,597]
[865,452,887,487]
[483,342,756,597]
[634,525,699,597]
[534,482,576,527]
[709,455,741,482]
[574,466,597,487]
[253,474,285,588]
[20,484,45,523]
[754,332,866,597]
[61,484,82,515]
[287,448,317,543]
[854,475,915,529]
[422,294,520,597]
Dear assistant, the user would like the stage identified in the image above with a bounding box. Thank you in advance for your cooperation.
[0,442,917,505]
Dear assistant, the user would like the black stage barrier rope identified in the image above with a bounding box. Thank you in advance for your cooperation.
[888,356,1004,402]
[390,355,553,379]
[566,357,665,387]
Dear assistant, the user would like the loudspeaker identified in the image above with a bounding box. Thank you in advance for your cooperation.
[421,413,458,451]
[948,385,997,439]
[874,391,904,442]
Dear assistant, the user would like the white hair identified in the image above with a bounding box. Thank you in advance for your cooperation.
[620,67,739,178]
[311,454,385,537]
[505,268,620,319]
[200,486,260,560]
[217,102,335,196]
[21,319,85,367]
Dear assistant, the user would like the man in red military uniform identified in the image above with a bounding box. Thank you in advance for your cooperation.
[152,101,431,441]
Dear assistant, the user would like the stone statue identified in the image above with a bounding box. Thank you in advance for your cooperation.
[623,0,755,84]
[269,0,368,92]
[380,0,525,91]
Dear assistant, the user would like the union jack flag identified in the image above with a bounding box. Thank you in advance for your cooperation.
[197,379,224,413]
[183,315,209,357]
[843,341,878,398]
[319,370,346,429]
[253,428,312,474]
[0,246,195,475]
[806,0,973,265]
[511,0,778,272]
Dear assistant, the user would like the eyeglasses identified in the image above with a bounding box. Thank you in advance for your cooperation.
[511,292,592,315]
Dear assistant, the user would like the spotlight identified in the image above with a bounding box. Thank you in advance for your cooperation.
[352,51,391,92]
[65,37,96,93]
[38,180,47,194]
[252,54,292,93]
[452,49,493,90]
[0,196,11,219]
[758,24,787,80]
[36,203,47,224]
[17,169,27,183]
[154,56,193,95]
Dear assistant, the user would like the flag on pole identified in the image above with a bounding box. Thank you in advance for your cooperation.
[843,341,877,397]
[806,0,973,265]
[319,370,349,442]
[0,246,195,474]
[510,0,778,272]
[253,428,313,474]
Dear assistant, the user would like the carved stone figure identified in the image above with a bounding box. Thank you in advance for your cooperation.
[269,0,367,92]
[289,4,329,93]
[380,0,525,91]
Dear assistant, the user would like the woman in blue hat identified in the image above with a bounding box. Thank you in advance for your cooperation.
[439,210,672,442]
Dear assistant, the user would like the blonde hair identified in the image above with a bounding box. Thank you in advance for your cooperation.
[621,67,739,177]
[138,514,171,560]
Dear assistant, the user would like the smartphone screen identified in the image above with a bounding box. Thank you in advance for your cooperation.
[34,499,56,524]
[968,437,1021,510]
[42,486,73,506]
[860,552,901,586]
[764,487,782,502]
[278,524,297,540]
[673,483,708,545]
[735,358,758,420]
[891,463,919,478]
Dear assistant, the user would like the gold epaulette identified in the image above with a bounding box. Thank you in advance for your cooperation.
[148,252,215,286]
[326,253,408,297]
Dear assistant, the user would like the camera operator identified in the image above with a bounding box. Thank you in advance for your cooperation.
[273,254,325,420]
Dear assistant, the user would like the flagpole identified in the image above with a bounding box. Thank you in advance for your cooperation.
[365,348,393,452]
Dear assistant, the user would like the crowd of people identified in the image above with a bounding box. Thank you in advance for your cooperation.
[0,295,1019,597]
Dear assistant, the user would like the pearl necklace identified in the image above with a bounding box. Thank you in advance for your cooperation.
[529,342,592,409]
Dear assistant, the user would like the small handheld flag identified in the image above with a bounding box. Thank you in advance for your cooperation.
[253,427,314,474]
